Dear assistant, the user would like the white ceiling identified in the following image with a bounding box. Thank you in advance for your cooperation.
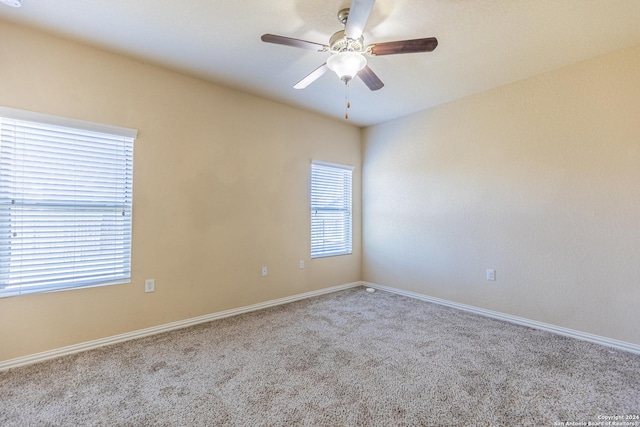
[1,0,640,127]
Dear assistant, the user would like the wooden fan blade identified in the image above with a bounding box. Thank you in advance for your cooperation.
[357,65,384,91]
[261,34,328,52]
[294,63,329,89]
[368,37,438,56]
[344,0,376,40]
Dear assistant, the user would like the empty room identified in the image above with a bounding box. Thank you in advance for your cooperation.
[1,0,639,425]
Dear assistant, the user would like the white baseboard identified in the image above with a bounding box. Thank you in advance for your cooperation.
[0,282,361,371]
[362,281,640,355]
[5,280,637,371]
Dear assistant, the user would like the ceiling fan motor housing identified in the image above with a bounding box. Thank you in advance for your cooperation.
[329,30,365,53]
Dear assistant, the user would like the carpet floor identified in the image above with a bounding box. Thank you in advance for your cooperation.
[1,287,639,426]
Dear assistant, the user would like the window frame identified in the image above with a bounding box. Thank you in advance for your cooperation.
[310,160,354,259]
[0,106,137,298]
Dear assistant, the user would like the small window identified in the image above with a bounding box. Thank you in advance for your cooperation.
[311,160,353,258]
[0,107,136,297]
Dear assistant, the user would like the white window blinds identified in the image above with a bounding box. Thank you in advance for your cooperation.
[311,161,353,258]
[0,107,136,297]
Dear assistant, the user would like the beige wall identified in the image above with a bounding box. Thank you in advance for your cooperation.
[0,21,362,362]
[363,44,640,345]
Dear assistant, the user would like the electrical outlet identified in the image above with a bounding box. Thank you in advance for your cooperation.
[145,279,155,293]
[486,269,496,281]
[299,260,305,269]
[261,266,268,277]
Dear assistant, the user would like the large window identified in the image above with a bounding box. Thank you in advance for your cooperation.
[311,160,353,258]
[0,107,136,298]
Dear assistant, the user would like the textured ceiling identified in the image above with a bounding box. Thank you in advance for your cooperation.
[1,0,640,126]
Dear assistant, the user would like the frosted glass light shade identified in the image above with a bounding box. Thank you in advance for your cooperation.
[327,52,367,82]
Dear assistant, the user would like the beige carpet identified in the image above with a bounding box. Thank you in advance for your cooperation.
[1,287,639,426]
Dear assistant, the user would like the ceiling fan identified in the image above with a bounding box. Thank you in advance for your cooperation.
[261,0,438,97]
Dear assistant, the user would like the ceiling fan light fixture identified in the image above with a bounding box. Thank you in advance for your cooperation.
[1,0,23,7]
[327,52,366,83]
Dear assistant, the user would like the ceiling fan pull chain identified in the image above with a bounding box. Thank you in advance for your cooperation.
[345,82,351,120]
